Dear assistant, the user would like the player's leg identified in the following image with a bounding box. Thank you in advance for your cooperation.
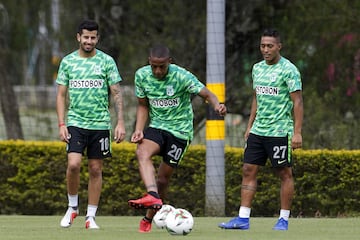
[137,130,188,233]
[239,162,259,222]
[84,129,111,229]
[139,163,174,233]
[267,134,293,230]
[218,163,259,230]
[138,139,161,193]
[219,133,265,230]
[85,159,103,229]
[60,152,82,228]
[142,162,175,226]
[277,166,294,210]
[87,159,103,206]
[155,131,189,201]
[129,138,162,233]
[271,166,293,230]
[128,131,163,210]
[157,162,175,200]
[60,127,84,228]
[66,153,82,197]
[241,163,259,207]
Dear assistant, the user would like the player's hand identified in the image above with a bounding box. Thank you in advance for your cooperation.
[114,124,126,143]
[215,103,227,117]
[244,128,251,141]
[59,126,70,143]
[131,130,144,143]
[291,133,302,149]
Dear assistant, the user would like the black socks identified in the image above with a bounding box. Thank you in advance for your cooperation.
[143,216,152,222]
[148,191,160,199]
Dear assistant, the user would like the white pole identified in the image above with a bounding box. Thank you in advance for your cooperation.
[205,0,225,216]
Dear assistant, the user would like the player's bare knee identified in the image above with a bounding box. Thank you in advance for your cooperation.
[135,148,151,162]
[277,167,293,180]
[67,163,80,174]
[88,166,102,178]
[242,166,257,178]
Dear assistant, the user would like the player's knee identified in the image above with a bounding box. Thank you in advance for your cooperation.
[88,165,102,177]
[277,167,293,180]
[135,148,151,162]
[67,163,81,174]
[242,164,257,178]
[280,172,293,182]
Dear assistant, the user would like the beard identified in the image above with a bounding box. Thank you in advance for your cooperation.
[80,43,95,53]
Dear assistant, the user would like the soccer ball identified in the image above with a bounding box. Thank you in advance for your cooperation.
[153,204,176,229]
[165,208,194,235]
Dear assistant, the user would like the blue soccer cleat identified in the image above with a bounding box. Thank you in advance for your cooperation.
[272,218,288,230]
[218,217,250,230]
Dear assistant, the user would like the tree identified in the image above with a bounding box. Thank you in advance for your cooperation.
[0,3,23,139]
[1,0,359,148]
[279,0,360,149]
[224,0,360,149]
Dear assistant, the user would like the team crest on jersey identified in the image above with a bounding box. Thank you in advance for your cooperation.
[270,73,278,82]
[166,85,174,96]
[93,65,102,75]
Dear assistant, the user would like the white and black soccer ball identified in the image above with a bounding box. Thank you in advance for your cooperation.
[165,208,194,235]
[153,204,176,229]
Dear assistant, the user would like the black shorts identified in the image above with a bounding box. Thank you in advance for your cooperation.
[144,127,190,168]
[66,126,112,159]
[244,133,292,167]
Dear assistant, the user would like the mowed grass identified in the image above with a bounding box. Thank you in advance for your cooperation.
[0,216,359,240]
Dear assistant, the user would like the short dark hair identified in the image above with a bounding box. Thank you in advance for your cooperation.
[78,20,99,35]
[262,28,281,42]
[149,44,170,58]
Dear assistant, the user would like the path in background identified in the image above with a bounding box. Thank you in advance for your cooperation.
[0,85,246,147]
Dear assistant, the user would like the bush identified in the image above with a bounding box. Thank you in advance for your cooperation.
[0,140,359,217]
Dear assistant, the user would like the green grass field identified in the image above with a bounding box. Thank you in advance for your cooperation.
[0,216,359,240]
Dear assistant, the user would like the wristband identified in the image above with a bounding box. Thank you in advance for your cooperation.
[58,123,66,127]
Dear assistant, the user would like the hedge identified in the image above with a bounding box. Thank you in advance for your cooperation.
[0,140,359,217]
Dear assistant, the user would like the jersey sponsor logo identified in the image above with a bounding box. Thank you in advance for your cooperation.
[255,85,279,95]
[149,98,180,108]
[69,79,104,88]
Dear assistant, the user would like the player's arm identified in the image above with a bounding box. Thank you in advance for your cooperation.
[198,87,227,116]
[244,91,257,140]
[56,84,69,142]
[290,90,303,149]
[110,83,126,143]
[131,97,149,143]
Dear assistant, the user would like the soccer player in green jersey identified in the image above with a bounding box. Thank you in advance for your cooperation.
[56,20,126,229]
[219,29,303,231]
[128,44,227,233]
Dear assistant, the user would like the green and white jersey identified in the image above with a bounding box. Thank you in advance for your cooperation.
[135,64,204,140]
[56,49,122,130]
[251,57,302,137]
